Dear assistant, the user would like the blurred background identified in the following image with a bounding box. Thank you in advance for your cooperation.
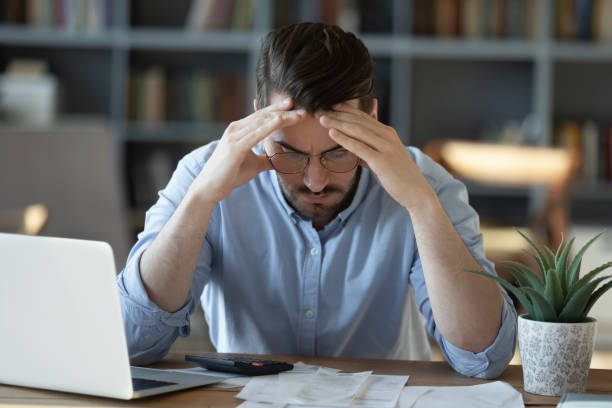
[1,0,611,365]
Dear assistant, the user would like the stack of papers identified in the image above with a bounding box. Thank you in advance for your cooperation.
[399,381,524,408]
[557,393,612,407]
[236,362,409,408]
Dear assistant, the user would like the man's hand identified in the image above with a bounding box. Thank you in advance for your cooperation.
[320,102,503,353]
[193,98,306,204]
[319,103,436,213]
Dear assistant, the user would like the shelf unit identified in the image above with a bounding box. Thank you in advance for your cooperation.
[1,0,612,235]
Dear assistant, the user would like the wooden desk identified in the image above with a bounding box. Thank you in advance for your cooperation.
[1,352,611,407]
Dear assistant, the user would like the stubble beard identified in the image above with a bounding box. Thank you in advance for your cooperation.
[277,167,361,229]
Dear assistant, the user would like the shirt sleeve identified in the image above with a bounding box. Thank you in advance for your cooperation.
[408,149,518,379]
[116,148,216,365]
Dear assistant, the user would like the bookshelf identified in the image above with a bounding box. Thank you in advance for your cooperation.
[1,0,612,239]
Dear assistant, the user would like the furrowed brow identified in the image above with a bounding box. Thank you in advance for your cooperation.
[274,141,343,155]
[274,141,306,154]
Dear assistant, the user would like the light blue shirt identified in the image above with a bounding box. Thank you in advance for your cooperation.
[117,141,517,379]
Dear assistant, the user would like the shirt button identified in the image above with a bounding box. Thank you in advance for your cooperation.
[305,310,315,318]
[310,248,319,256]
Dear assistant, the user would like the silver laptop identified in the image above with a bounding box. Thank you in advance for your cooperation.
[0,232,222,399]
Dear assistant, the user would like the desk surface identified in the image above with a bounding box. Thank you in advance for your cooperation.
[1,352,612,407]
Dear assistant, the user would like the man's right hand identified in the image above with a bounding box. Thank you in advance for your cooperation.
[191,98,306,204]
[139,98,305,313]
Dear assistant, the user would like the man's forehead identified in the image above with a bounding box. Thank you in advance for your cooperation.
[268,92,360,110]
[266,117,338,153]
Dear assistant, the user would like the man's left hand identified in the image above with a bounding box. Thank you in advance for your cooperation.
[319,103,436,212]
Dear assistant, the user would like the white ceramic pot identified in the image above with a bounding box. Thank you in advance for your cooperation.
[518,314,597,396]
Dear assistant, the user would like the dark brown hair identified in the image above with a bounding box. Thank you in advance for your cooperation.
[256,22,374,114]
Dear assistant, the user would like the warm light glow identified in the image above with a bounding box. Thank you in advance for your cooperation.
[23,204,48,235]
[481,227,531,254]
[440,141,572,186]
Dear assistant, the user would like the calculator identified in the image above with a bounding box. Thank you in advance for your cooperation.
[185,355,294,376]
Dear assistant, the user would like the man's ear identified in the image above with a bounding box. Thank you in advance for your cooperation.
[370,98,378,120]
[253,99,258,112]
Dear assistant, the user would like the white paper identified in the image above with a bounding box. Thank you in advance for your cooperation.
[350,374,409,408]
[558,392,612,407]
[237,373,408,408]
[292,361,341,374]
[398,381,524,408]
[237,375,288,404]
[237,369,371,405]
[291,369,372,404]
[238,402,286,408]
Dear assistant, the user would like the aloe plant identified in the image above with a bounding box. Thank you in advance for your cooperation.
[467,230,612,323]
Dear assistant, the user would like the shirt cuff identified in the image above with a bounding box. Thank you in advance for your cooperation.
[117,249,193,334]
[439,292,517,379]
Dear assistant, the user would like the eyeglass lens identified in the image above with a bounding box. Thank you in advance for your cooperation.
[269,151,358,173]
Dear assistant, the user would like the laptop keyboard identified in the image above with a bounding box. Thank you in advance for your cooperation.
[132,377,177,391]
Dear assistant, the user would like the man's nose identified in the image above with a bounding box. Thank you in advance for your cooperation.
[303,158,329,193]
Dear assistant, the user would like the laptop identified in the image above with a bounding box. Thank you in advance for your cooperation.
[0,232,222,399]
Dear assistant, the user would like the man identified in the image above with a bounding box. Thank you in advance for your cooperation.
[118,22,517,379]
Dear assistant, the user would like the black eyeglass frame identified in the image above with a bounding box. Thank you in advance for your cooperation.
[266,151,359,174]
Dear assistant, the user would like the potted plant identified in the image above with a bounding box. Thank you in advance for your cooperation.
[468,230,612,396]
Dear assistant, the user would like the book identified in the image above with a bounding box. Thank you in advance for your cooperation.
[596,0,612,42]
[141,66,167,123]
[482,0,496,37]
[496,0,507,37]
[505,0,526,38]
[337,0,360,34]
[185,0,216,31]
[581,120,599,181]
[462,0,483,38]
[321,0,343,25]
[524,0,536,39]
[556,0,578,40]
[575,0,593,40]
[209,0,236,30]
[413,0,435,35]
[231,0,253,31]
[435,0,461,37]
[192,70,217,123]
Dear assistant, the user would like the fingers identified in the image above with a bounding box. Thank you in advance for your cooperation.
[235,108,307,149]
[319,114,393,155]
[327,127,377,164]
[260,97,294,112]
[224,97,306,149]
[319,111,384,143]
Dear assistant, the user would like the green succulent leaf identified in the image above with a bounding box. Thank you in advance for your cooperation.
[503,265,531,288]
[566,261,612,303]
[556,237,575,293]
[524,287,558,322]
[501,260,544,292]
[555,233,565,263]
[584,281,612,318]
[543,267,564,313]
[559,275,612,322]
[464,269,535,318]
[516,229,547,274]
[566,232,605,290]
[543,246,556,270]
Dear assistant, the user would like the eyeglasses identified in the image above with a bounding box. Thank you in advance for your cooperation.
[267,150,359,174]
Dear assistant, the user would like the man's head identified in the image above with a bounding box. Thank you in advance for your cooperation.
[255,23,377,229]
[256,22,374,114]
